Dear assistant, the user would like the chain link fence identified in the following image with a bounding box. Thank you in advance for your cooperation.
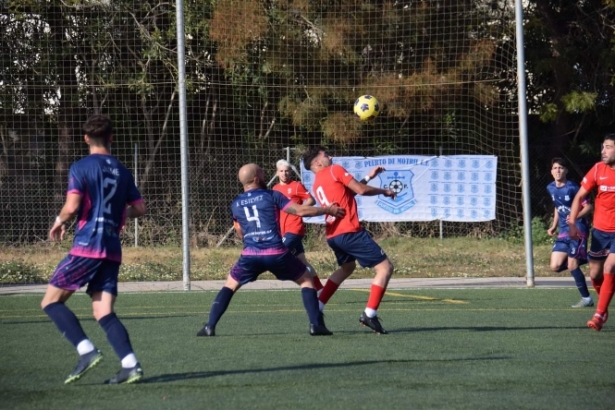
[0,1,551,248]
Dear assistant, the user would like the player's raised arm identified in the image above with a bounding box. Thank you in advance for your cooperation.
[568,186,590,239]
[347,178,396,199]
[358,166,385,185]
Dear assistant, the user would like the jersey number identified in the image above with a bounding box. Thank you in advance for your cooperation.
[102,178,118,215]
[315,186,331,206]
[243,205,261,228]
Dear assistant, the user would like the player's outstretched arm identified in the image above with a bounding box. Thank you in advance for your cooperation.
[285,203,346,218]
[358,166,385,184]
[568,186,589,239]
[346,179,397,200]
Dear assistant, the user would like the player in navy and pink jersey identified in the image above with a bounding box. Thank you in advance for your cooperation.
[569,133,615,331]
[41,115,146,384]
[196,163,345,337]
[302,146,396,334]
[546,158,594,308]
[272,159,323,291]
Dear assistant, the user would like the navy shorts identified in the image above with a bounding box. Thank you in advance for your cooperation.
[589,228,615,260]
[282,233,306,256]
[552,237,588,263]
[327,229,387,268]
[49,255,121,296]
[230,251,307,285]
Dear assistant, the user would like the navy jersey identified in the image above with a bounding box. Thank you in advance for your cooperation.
[67,154,142,262]
[231,188,292,255]
[546,180,589,238]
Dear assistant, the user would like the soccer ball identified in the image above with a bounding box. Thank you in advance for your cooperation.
[353,95,381,121]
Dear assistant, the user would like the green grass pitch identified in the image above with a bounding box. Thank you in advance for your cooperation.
[1,288,614,409]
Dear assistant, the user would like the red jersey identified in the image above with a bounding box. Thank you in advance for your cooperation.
[581,162,615,232]
[272,181,312,236]
[312,164,362,238]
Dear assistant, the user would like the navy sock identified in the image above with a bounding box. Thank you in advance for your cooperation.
[43,302,88,348]
[301,287,320,325]
[208,286,234,327]
[98,313,133,360]
[570,268,591,298]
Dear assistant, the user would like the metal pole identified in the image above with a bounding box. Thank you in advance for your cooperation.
[134,143,138,247]
[515,0,535,287]
[176,0,191,290]
[439,146,443,241]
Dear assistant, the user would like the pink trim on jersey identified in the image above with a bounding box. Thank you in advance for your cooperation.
[69,248,121,263]
[67,189,82,195]
[241,247,287,256]
[128,198,143,206]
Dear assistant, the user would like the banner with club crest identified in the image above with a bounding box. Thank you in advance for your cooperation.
[299,155,497,222]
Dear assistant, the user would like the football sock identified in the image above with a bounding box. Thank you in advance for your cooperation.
[121,353,138,369]
[365,284,386,317]
[98,313,134,360]
[570,268,591,298]
[301,287,321,325]
[591,276,603,295]
[208,286,234,326]
[76,339,96,356]
[312,275,324,292]
[364,308,377,318]
[318,280,340,310]
[596,273,614,317]
[43,302,88,348]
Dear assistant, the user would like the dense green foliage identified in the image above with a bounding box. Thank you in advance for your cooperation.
[1,1,613,243]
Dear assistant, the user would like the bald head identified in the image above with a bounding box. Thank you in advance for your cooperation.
[238,163,266,190]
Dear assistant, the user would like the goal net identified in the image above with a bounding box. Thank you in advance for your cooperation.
[0,0,520,245]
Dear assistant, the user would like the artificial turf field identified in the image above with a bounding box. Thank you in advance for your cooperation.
[1,288,614,410]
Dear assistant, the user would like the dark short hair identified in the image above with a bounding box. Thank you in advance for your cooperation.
[83,115,113,144]
[302,146,327,169]
[551,157,567,168]
[604,133,615,143]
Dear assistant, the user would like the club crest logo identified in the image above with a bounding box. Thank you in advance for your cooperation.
[375,170,416,215]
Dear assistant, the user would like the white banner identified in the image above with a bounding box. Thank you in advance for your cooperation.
[300,155,497,222]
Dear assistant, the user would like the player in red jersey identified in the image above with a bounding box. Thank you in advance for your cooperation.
[569,134,615,331]
[302,146,397,334]
[272,159,323,291]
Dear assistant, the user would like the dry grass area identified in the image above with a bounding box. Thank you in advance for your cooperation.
[1,237,557,284]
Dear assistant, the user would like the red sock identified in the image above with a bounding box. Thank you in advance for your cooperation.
[596,273,614,317]
[366,284,386,311]
[318,280,339,304]
[312,275,324,292]
[591,277,604,296]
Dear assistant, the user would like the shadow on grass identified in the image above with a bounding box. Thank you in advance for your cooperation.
[139,357,511,384]
[390,325,585,333]
[1,314,198,325]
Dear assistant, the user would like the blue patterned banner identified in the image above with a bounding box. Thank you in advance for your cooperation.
[300,155,497,222]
